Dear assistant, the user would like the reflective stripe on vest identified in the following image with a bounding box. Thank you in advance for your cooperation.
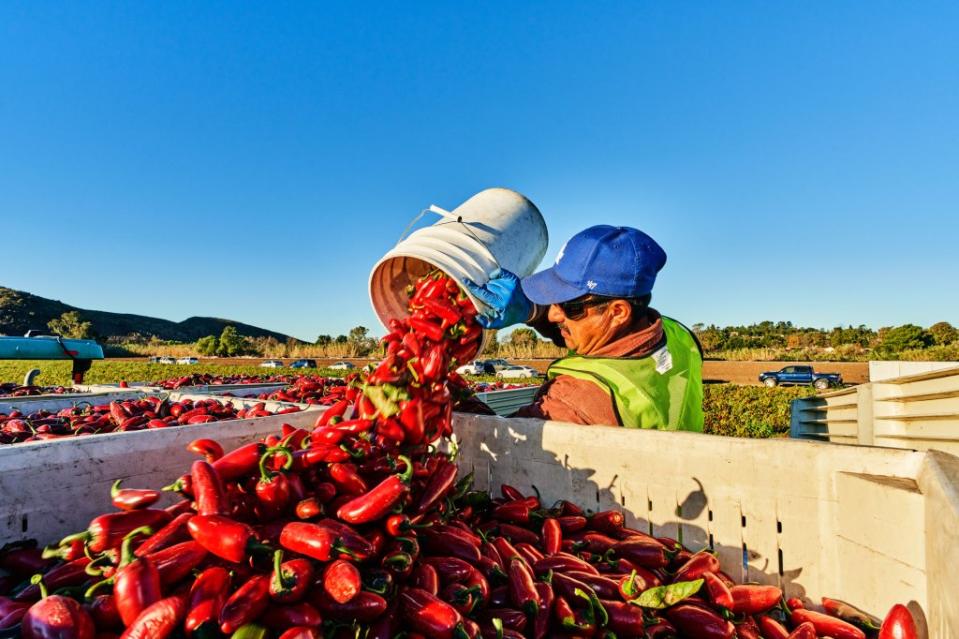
[546,317,704,430]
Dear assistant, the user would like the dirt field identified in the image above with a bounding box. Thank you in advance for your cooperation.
[120,357,870,385]
[512,360,869,385]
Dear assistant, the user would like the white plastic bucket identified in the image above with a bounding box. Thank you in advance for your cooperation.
[369,188,548,354]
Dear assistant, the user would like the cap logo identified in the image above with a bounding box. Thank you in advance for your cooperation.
[586,280,597,290]
[555,241,568,264]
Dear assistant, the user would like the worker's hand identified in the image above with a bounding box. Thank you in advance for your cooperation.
[463,269,532,329]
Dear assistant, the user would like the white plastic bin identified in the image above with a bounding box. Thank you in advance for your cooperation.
[0,403,322,544]
[0,414,953,635]
[452,415,957,636]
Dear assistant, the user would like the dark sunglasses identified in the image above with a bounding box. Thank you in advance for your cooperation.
[556,296,612,320]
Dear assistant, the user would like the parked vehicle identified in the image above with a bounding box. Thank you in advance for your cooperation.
[176,357,199,365]
[259,359,285,369]
[484,358,511,371]
[290,359,317,369]
[759,365,842,389]
[456,360,496,375]
[158,356,177,365]
[327,361,356,371]
[496,365,541,380]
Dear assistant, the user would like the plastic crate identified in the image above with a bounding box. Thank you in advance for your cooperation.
[453,415,957,636]
[0,389,149,414]
[792,366,959,456]
[0,401,321,544]
[1,413,953,635]
[474,386,539,416]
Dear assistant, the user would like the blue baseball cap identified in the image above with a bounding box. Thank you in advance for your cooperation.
[521,225,667,305]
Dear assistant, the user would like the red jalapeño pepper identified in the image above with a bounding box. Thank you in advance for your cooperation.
[329,462,369,496]
[212,442,266,481]
[110,480,161,511]
[703,571,735,610]
[270,550,314,604]
[62,509,172,554]
[336,455,413,524]
[119,593,187,639]
[507,558,540,615]
[113,526,163,626]
[185,566,231,637]
[187,515,269,564]
[786,622,817,639]
[756,615,791,639]
[187,438,224,462]
[400,587,469,639]
[324,559,362,604]
[255,447,294,520]
[219,574,271,634]
[2,542,54,576]
[791,609,866,639]
[878,604,917,639]
[133,512,192,558]
[279,522,352,562]
[13,557,92,602]
[146,540,208,586]
[542,517,562,555]
[191,460,228,517]
[21,575,96,639]
[673,550,721,582]
[666,603,735,639]
[729,584,782,615]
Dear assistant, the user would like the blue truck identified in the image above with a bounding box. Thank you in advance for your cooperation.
[758,365,843,389]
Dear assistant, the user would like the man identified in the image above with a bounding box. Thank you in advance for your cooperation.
[464,225,704,430]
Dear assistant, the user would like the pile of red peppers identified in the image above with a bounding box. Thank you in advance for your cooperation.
[154,374,298,390]
[257,378,349,406]
[0,273,919,638]
[0,396,298,445]
[0,384,79,398]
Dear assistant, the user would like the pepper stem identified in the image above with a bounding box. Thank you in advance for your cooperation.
[84,577,114,600]
[110,479,124,499]
[260,446,294,481]
[271,549,288,594]
[119,525,153,567]
[41,544,67,560]
[30,574,48,599]
[161,477,184,492]
[334,543,358,560]
[396,455,414,484]
[58,531,90,548]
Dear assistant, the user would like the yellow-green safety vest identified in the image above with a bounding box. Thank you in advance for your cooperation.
[546,317,704,431]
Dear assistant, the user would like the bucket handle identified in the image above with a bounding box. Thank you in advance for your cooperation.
[396,205,501,278]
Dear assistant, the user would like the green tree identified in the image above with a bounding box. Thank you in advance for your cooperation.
[928,321,958,346]
[47,311,95,339]
[510,327,538,347]
[347,326,375,357]
[196,335,219,356]
[335,335,348,344]
[481,330,500,356]
[216,326,250,357]
[879,324,933,354]
[316,335,332,346]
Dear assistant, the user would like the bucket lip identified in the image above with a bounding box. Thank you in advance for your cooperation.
[369,248,493,319]
[368,251,493,359]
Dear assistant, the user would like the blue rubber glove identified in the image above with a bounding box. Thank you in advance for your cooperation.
[462,269,533,329]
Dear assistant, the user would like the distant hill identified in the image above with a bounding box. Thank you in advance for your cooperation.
[0,286,300,343]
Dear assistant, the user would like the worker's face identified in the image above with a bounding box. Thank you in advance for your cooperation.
[548,297,633,355]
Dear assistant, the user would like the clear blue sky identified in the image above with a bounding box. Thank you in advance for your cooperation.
[2,2,957,341]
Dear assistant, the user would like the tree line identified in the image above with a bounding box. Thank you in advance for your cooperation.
[43,311,959,361]
[691,320,958,357]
